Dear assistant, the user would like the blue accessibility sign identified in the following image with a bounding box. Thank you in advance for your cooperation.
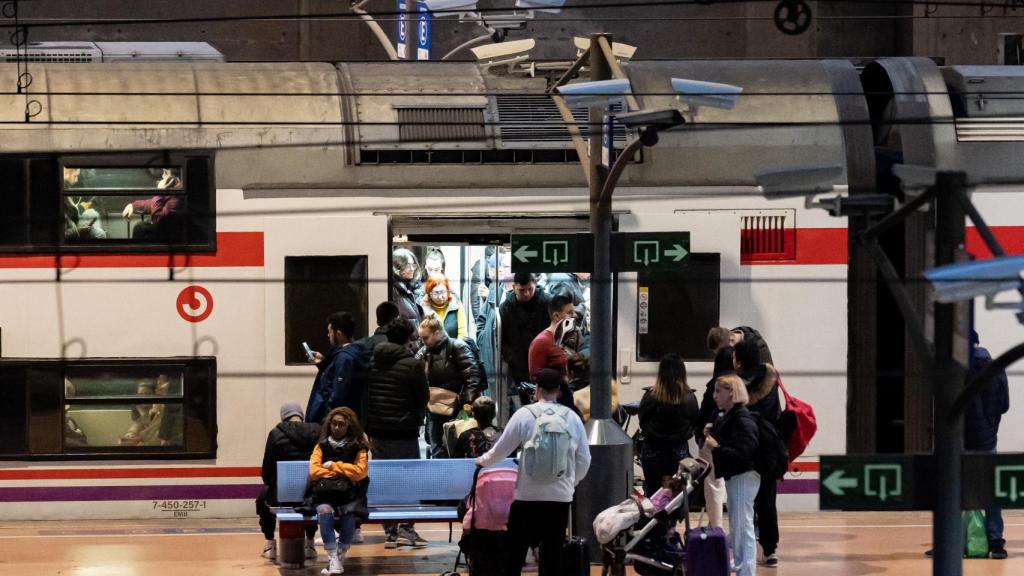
[416,1,432,60]
[396,0,408,59]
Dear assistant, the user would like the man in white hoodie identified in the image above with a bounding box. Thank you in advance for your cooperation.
[476,368,591,576]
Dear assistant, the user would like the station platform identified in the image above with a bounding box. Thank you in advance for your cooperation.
[1,512,1021,575]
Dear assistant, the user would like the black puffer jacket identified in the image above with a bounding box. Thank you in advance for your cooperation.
[417,334,483,404]
[499,288,550,384]
[365,343,428,439]
[261,420,321,488]
[709,404,759,481]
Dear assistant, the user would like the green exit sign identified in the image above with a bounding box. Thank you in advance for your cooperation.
[511,234,592,274]
[613,232,690,272]
[820,455,921,511]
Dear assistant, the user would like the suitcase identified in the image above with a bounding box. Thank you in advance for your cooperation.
[685,526,729,576]
[561,535,590,576]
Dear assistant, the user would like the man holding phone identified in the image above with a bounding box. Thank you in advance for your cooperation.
[304,311,373,426]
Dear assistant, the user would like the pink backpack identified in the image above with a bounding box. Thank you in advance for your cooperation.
[463,467,517,531]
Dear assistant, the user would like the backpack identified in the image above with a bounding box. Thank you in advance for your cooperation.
[522,403,574,481]
[753,413,789,481]
[733,325,773,365]
[776,378,817,463]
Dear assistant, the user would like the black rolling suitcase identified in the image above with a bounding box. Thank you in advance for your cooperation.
[562,535,590,576]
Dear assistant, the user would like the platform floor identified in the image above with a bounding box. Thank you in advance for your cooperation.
[1,512,1021,575]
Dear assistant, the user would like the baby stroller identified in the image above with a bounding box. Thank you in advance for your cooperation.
[595,457,711,576]
[441,464,517,576]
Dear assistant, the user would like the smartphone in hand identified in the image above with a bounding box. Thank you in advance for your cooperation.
[302,342,316,362]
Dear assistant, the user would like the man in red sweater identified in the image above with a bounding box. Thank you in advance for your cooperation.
[527,294,575,377]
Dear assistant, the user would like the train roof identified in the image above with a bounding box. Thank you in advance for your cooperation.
[0,59,875,191]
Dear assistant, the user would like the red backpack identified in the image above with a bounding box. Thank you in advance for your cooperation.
[777,377,817,463]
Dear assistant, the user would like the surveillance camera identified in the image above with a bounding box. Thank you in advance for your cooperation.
[422,0,478,15]
[614,108,685,130]
[555,78,632,107]
[756,165,843,197]
[471,38,535,63]
[515,0,565,13]
[482,13,529,30]
[671,78,743,111]
[572,37,638,61]
[924,255,1024,303]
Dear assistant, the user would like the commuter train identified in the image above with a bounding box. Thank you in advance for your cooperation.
[0,56,1021,520]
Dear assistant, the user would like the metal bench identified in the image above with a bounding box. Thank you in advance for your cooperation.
[274,457,514,566]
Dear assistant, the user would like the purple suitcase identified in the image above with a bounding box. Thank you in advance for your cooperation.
[685,526,729,576]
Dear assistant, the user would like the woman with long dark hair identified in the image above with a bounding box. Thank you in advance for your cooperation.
[309,407,370,575]
[637,353,699,496]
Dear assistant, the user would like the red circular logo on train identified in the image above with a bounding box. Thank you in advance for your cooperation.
[176,285,214,323]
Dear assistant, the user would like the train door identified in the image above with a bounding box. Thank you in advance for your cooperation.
[390,215,590,425]
[263,215,390,421]
[615,212,740,399]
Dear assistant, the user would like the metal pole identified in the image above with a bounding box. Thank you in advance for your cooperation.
[932,171,967,576]
[572,32,634,563]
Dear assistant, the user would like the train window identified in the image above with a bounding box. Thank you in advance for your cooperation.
[0,358,216,460]
[636,253,721,362]
[284,256,369,365]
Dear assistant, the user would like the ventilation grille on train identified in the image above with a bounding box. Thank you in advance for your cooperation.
[495,95,627,148]
[1,50,98,63]
[740,212,796,262]
[397,107,487,143]
[954,118,1024,142]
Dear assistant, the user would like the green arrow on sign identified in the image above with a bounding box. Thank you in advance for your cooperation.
[822,470,858,496]
[664,244,689,262]
[513,244,538,263]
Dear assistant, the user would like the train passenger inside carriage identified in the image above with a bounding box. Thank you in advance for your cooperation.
[122,169,185,241]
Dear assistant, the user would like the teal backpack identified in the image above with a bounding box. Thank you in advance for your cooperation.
[522,403,573,481]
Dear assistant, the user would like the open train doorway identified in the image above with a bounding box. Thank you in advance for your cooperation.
[389,215,591,425]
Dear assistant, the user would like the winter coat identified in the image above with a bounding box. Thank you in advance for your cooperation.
[261,420,321,490]
[499,287,551,384]
[546,273,586,308]
[964,346,1010,451]
[305,341,373,426]
[639,387,699,449]
[709,404,759,480]
[358,325,389,353]
[392,277,424,328]
[309,440,369,520]
[417,334,483,404]
[744,363,782,424]
[423,293,468,340]
[365,342,429,439]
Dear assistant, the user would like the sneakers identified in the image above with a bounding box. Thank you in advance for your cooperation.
[384,533,398,549]
[395,527,428,547]
[322,549,344,575]
[990,539,1008,560]
[261,539,276,560]
[352,528,364,544]
[763,553,779,567]
[304,538,318,559]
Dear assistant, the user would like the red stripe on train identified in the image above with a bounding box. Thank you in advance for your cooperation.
[967,226,1024,259]
[744,228,848,266]
[0,466,260,480]
[0,232,264,269]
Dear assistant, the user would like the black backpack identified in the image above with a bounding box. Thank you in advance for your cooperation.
[753,413,789,481]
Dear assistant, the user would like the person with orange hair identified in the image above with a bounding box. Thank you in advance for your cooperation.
[421,273,468,340]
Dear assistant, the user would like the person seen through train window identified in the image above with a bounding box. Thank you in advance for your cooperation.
[421,274,468,340]
[304,312,373,426]
[391,248,424,329]
[122,169,184,240]
[74,196,107,239]
[258,402,321,561]
[499,272,550,389]
[704,374,760,576]
[120,379,161,446]
[416,316,482,458]
[638,353,699,497]
[734,338,783,568]
[309,407,370,576]
[155,374,183,446]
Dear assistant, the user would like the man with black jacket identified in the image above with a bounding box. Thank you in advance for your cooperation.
[734,339,783,568]
[499,273,550,389]
[258,403,321,562]
[365,318,430,548]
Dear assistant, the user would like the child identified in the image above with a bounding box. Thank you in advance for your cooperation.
[453,396,501,458]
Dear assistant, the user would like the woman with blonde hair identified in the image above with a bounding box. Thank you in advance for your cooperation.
[309,407,370,575]
[704,374,760,576]
[637,353,699,496]
[421,273,468,340]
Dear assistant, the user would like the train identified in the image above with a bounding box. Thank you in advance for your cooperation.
[0,56,1021,520]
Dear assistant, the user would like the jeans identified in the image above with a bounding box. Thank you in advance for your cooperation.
[726,470,761,576]
[505,500,571,576]
[426,412,453,458]
[317,504,357,552]
[699,442,726,528]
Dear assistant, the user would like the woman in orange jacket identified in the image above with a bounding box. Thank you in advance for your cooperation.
[309,407,369,575]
